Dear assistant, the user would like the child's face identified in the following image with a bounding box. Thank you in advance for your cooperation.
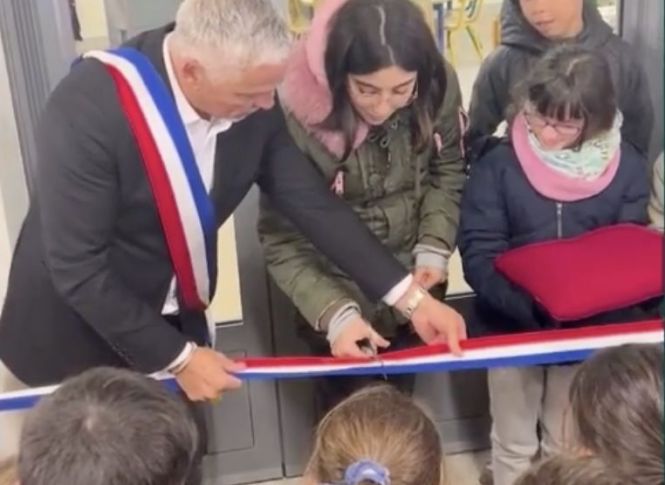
[524,107,584,151]
[519,0,585,40]
[347,65,418,126]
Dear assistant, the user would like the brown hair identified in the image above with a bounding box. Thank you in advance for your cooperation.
[306,385,444,485]
[515,455,622,485]
[0,458,18,485]
[569,344,664,485]
[321,0,447,161]
[510,44,616,149]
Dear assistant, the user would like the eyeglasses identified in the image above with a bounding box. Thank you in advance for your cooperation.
[524,111,584,137]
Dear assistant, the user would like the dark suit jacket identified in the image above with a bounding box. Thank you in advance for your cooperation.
[0,25,407,386]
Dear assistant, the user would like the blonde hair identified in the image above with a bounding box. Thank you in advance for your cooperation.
[569,344,664,485]
[306,385,444,485]
[515,455,622,485]
[0,458,18,485]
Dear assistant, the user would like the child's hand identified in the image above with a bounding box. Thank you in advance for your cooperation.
[330,317,390,359]
[413,266,447,290]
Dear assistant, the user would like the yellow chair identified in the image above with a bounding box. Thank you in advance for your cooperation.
[411,0,437,33]
[287,0,318,37]
[289,0,438,40]
[445,0,485,67]
[492,14,501,48]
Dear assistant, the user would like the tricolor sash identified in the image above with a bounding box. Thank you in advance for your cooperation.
[1,319,661,412]
[84,48,216,310]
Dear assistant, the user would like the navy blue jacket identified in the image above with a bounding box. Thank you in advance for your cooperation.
[459,141,650,332]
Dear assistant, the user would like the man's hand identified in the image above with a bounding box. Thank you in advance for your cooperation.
[413,266,447,290]
[330,316,390,359]
[396,284,467,355]
[175,347,245,402]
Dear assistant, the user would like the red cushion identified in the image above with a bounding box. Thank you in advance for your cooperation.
[495,224,664,322]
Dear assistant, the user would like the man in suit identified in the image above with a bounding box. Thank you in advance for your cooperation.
[0,0,466,465]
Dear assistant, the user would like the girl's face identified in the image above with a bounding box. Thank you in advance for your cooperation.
[346,65,417,126]
[524,105,585,150]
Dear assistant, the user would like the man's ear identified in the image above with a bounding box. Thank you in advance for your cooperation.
[180,58,206,90]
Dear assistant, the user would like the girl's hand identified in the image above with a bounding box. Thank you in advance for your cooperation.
[413,266,447,290]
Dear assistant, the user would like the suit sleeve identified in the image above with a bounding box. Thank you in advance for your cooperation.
[458,158,538,328]
[257,106,409,303]
[36,61,188,373]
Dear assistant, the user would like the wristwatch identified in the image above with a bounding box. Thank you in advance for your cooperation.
[401,285,427,320]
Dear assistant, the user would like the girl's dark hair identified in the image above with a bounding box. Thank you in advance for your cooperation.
[569,344,664,485]
[511,45,616,147]
[321,0,447,161]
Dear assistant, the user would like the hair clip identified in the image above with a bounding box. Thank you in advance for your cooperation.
[344,459,391,485]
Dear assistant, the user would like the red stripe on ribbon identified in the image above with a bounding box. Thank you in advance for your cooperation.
[241,319,664,368]
[107,66,204,310]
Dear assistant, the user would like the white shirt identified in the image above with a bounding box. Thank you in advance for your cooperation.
[162,34,234,316]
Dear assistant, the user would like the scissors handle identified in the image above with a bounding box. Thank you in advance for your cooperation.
[356,339,388,381]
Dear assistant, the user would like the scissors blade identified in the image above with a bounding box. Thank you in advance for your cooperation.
[358,340,388,381]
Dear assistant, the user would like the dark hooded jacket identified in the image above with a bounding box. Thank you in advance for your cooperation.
[466,0,654,163]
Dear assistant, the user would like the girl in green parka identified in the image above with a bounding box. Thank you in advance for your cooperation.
[258,0,466,413]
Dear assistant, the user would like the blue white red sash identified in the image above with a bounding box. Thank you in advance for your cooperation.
[84,48,216,310]
[1,320,661,412]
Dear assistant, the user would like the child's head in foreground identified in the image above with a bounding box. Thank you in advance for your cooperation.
[568,343,664,484]
[515,454,622,485]
[305,385,444,485]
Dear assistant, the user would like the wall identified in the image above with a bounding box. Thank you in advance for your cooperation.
[75,0,109,39]
[622,0,664,161]
[0,32,29,305]
[210,219,244,323]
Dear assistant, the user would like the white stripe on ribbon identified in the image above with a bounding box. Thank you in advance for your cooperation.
[241,327,664,376]
[85,50,210,305]
[0,322,661,412]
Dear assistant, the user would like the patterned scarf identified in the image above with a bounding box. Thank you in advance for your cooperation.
[527,111,623,181]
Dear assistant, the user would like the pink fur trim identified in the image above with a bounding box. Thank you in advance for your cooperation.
[512,113,620,202]
[278,0,369,158]
[306,0,348,87]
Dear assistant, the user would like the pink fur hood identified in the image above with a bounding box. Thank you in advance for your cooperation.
[279,0,368,158]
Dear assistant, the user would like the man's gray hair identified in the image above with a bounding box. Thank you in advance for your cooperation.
[18,367,198,485]
[172,0,292,69]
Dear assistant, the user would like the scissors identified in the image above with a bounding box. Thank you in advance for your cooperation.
[356,338,388,381]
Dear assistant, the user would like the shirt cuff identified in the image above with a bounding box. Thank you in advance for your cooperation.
[415,251,449,272]
[165,342,195,373]
[382,274,414,306]
[326,305,363,344]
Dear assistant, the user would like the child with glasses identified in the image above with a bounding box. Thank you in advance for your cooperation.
[466,0,653,164]
[258,0,466,416]
[458,45,649,485]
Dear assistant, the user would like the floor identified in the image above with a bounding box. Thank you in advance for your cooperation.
[248,450,490,485]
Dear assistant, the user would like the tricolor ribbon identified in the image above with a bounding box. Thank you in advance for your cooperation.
[0,320,661,413]
[84,48,217,310]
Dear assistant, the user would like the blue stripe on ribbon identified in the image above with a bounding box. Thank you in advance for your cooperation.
[111,47,217,296]
[238,349,591,379]
[0,350,592,413]
[0,395,44,413]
